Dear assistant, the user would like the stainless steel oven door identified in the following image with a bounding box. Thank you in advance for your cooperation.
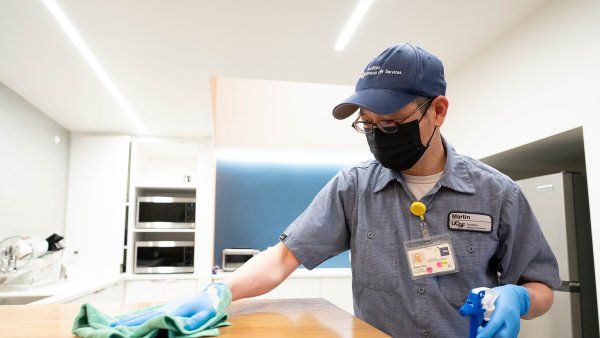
[134,241,194,274]
[136,197,195,229]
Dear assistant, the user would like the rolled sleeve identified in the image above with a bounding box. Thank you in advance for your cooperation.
[494,183,562,289]
[278,168,355,270]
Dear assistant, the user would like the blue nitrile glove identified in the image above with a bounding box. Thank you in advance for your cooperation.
[110,282,232,330]
[476,284,530,338]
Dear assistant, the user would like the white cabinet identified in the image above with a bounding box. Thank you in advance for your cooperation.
[248,276,353,314]
[253,278,321,300]
[320,277,354,314]
[64,135,130,277]
[60,278,199,304]
[124,279,198,303]
[124,138,214,287]
[130,139,200,188]
[63,134,215,286]
[67,282,125,304]
[212,271,354,315]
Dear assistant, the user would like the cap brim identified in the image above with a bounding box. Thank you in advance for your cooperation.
[332,88,418,120]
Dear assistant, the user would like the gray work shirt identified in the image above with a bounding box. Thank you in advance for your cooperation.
[279,137,561,338]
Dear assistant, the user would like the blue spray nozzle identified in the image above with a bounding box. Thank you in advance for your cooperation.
[459,290,486,338]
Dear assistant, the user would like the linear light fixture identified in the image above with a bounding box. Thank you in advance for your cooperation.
[41,0,147,134]
[334,0,374,51]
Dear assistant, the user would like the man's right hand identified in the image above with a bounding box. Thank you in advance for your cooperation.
[110,282,232,330]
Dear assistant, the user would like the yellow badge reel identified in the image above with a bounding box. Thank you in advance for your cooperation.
[410,201,427,220]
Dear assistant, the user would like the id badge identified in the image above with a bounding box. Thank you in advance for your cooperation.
[403,233,459,280]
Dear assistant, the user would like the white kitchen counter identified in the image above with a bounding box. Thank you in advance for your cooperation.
[0,268,352,305]
[0,276,121,305]
[0,273,195,305]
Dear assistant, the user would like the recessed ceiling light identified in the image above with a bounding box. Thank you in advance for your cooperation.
[335,0,374,51]
[41,0,147,134]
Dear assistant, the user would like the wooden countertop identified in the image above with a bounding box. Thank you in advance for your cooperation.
[0,298,390,337]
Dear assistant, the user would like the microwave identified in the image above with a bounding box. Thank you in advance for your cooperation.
[134,241,194,274]
[136,196,195,229]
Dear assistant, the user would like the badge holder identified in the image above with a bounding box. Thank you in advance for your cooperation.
[404,201,460,280]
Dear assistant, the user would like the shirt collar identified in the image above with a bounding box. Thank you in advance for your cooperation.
[373,136,476,195]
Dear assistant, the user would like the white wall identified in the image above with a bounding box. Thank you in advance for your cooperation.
[0,80,70,240]
[214,77,370,159]
[444,0,600,312]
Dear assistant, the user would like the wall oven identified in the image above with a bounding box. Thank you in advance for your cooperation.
[136,196,195,229]
[134,241,194,273]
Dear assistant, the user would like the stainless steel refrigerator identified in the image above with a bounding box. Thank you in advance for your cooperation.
[517,172,598,338]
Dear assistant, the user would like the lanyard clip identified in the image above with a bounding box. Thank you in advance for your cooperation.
[420,220,430,240]
[410,202,430,239]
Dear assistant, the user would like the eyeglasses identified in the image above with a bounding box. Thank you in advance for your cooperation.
[351,99,432,134]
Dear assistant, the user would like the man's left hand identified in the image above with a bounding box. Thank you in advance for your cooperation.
[477,284,530,338]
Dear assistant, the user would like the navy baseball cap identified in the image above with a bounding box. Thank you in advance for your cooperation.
[333,43,446,119]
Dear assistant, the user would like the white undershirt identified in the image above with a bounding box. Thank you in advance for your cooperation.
[402,171,444,201]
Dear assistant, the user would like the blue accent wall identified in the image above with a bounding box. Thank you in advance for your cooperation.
[214,160,351,268]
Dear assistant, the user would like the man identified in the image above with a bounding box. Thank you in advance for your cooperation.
[113,43,560,337]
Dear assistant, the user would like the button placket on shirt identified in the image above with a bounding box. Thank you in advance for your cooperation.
[412,195,441,337]
[405,195,434,338]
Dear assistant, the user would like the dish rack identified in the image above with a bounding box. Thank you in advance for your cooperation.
[0,250,64,291]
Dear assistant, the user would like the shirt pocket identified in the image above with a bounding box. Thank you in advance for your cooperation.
[354,227,399,292]
[437,232,499,308]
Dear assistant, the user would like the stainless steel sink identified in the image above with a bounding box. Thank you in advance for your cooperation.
[0,296,48,305]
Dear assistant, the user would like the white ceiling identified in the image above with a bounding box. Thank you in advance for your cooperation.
[0,0,549,137]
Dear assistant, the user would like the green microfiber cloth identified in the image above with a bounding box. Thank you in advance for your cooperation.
[72,303,231,338]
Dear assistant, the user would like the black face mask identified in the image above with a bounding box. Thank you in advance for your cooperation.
[366,113,436,172]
